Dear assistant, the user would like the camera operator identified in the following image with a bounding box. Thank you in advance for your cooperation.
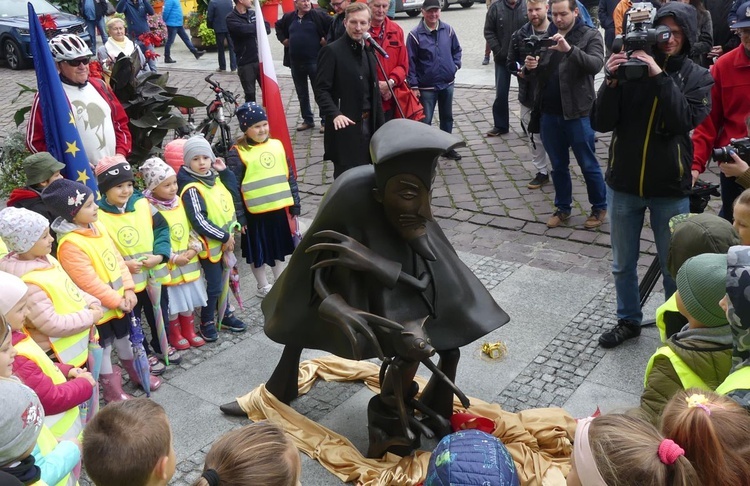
[507,0,551,189]
[592,2,714,348]
[691,4,750,221]
[523,0,607,229]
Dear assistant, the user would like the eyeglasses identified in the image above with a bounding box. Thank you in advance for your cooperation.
[738,28,750,37]
[65,58,91,67]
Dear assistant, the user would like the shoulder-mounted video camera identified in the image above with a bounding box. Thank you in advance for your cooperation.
[611,3,671,81]
[522,34,557,57]
[713,137,750,163]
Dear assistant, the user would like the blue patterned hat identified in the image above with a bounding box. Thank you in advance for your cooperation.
[236,102,268,132]
[424,429,520,486]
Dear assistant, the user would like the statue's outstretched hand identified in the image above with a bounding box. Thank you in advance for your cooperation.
[307,230,401,287]
[319,293,403,361]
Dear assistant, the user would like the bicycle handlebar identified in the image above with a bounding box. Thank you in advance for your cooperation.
[205,74,219,89]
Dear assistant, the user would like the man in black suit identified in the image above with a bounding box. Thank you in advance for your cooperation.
[314,2,385,178]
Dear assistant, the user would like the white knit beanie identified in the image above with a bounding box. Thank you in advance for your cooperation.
[0,207,49,254]
[0,271,28,316]
[141,157,176,191]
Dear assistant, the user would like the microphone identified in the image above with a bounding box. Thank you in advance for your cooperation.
[363,32,389,59]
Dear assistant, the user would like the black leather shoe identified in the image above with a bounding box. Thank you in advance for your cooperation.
[164,58,176,64]
[219,400,246,417]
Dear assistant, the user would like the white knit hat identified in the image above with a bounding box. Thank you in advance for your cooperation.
[0,378,45,465]
[0,207,49,254]
[0,271,28,316]
[141,157,176,191]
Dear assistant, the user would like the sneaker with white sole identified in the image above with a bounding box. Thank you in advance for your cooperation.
[257,284,273,298]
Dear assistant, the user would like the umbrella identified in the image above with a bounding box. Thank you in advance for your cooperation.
[290,215,302,248]
[229,260,243,311]
[217,222,241,330]
[146,270,169,366]
[81,327,102,423]
[128,313,152,397]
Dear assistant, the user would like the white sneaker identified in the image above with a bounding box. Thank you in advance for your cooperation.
[257,284,273,298]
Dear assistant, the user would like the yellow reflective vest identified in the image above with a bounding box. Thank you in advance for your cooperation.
[22,256,91,367]
[181,179,237,263]
[158,202,202,285]
[644,346,710,390]
[36,422,77,486]
[98,198,171,292]
[14,334,84,445]
[57,222,125,324]
[0,237,8,258]
[237,139,294,214]
[716,366,750,395]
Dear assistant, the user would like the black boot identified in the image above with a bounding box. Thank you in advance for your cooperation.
[165,57,176,64]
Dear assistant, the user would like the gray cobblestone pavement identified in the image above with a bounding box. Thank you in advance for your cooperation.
[0,23,724,483]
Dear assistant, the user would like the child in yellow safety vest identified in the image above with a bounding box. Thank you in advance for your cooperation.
[0,207,102,371]
[0,269,93,447]
[140,157,208,351]
[40,179,137,404]
[176,136,247,342]
[640,253,733,423]
[94,155,181,383]
[226,103,300,298]
[0,321,82,486]
[721,243,750,408]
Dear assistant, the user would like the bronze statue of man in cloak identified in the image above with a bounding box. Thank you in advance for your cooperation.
[221,119,510,457]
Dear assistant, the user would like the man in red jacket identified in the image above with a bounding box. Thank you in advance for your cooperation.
[691,3,750,222]
[368,0,409,121]
[26,34,131,169]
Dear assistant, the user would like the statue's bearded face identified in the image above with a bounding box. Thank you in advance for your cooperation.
[378,173,434,248]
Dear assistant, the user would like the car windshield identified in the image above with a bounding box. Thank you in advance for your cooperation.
[0,0,59,17]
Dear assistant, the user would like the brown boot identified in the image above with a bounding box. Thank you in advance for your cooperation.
[179,314,205,347]
[121,359,162,391]
[100,371,132,404]
[168,318,190,350]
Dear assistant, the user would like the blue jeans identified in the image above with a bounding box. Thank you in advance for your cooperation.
[608,188,689,324]
[85,17,108,51]
[165,25,198,59]
[291,62,320,126]
[420,85,454,133]
[200,258,223,324]
[215,32,236,71]
[492,62,511,131]
[719,172,744,222]
[540,114,607,213]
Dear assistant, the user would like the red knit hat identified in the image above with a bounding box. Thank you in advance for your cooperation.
[164,139,186,173]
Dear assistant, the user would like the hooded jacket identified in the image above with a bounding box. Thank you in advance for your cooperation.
[640,324,733,423]
[593,2,714,198]
[484,0,528,65]
[724,245,750,407]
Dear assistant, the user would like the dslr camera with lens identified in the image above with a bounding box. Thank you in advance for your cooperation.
[522,34,557,57]
[610,3,671,81]
[712,138,750,163]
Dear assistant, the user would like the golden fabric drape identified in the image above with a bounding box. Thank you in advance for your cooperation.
[236,355,575,486]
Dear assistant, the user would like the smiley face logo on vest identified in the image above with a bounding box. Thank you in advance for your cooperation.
[259,152,276,169]
[65,278,84,304]
[220,193,230,212]
[171,222,185,242]
[102,249,117,272]
[117,226,140,248]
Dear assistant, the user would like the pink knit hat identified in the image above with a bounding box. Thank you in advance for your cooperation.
[95,154,133,194]
[164,139,186,173]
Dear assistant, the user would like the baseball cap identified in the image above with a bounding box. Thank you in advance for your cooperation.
[422,0,440,10]
[735,1,750,28]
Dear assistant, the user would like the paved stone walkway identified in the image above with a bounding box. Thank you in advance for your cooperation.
[0,42,725,483]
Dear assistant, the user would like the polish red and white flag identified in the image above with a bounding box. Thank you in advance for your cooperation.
[254,0,297,176]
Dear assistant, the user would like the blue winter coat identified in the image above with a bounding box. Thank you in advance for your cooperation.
[406,20,462,91]
[162,0,185,28]
[115,0,154,37]
[207,0,234,33]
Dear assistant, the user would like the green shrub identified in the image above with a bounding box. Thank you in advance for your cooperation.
[198,22,216,47]
[0,132,32,198]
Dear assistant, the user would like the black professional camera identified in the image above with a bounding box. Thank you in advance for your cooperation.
[712,138,750,163]
[610,3,671,81]
[522,35,557,57]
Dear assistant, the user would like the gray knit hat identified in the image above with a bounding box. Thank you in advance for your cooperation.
[676,253,728,327]
[182,136,215,166]
[22,152,65,186]
[0,208,49,254]
[0,378,45,465]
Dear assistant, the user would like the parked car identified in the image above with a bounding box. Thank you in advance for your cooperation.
[396,0,426,17]
[1,0,91,70]
[438,0,474,10]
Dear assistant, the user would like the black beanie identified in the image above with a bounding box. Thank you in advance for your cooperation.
[41,179,94,223]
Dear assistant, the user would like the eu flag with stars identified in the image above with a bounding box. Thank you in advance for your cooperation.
[28,2,98,197]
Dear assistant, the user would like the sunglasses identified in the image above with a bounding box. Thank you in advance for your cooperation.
[66,58,91,67]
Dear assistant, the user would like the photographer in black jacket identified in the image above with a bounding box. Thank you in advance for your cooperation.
[593,2,714,348]
[507,0,551,189]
